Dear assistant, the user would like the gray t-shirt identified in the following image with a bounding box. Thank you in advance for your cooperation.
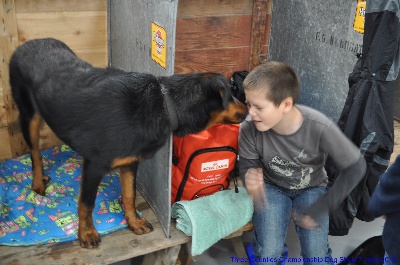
[239,105,361,190]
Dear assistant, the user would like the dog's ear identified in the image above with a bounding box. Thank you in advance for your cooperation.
[217,77,231,110]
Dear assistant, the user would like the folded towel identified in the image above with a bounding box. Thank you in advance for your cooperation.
[171,187,253,256]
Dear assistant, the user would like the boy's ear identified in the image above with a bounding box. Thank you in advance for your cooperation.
[282,97,294,111]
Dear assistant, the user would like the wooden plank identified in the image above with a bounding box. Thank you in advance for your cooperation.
[230,237,250,265]
[0,0,23,158]
[3,106,29,157]
[178,244,192,265]
[142,245,181,265]
[0,121,63,160]
[0,62,2,92]
[160,245,182,265]
[178,0,253,18]
[175,15,252,51]
[0,93,7,127]
[249,0,270,70]
[74,48,107,68]
[0,70,4,128]
[259,15,271,64]
[224,222,253,239]
[174,47,250,79]
[16,11,107,51]
[15,0,106,13]
[0,127,12,161]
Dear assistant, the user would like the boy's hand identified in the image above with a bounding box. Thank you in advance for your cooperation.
[245,168,267,211]
[294,212,319,230]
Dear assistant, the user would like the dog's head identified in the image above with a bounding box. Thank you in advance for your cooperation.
[202,73,248,126]
[160,72,248,136]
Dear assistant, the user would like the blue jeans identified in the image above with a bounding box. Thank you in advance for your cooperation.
[252,183,333,265]
[384,252,397,265]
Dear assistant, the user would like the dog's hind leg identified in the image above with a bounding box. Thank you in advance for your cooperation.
[120,162,154,235]
[10,65,48,195]
[77,159,104,248]
[28,113,49,196]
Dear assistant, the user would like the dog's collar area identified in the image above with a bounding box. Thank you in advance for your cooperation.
[161,85,179,131]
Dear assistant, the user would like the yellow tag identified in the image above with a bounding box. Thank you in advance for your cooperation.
[353,0,366,34]
[151,22,167,69]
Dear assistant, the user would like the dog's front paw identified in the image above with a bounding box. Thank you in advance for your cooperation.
[127,216,154,235]
[42,175,50,183]
[31,183,46,196]
[78,227,101,248]
[31,175,50,196]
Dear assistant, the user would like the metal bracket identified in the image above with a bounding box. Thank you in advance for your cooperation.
[258,53,270,64]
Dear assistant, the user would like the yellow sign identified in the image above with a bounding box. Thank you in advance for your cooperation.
[151,22,167,69]
[353,0,366,34]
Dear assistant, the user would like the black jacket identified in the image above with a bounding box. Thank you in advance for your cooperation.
[326,0,399,236]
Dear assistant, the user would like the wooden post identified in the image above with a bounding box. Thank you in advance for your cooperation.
[0,0,26,158]
[142,245,181,265]
[248,0,272,71]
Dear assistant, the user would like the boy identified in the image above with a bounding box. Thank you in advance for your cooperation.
[239,61,366,264]
[368,155,400,265]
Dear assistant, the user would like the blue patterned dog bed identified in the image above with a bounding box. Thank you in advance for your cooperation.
[0,145,127,246]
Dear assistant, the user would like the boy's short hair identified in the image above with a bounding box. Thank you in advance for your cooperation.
[243,61,300,106]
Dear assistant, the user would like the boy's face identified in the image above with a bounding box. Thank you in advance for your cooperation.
[244,87,287,132]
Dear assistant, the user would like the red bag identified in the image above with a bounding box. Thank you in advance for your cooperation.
[171,124,239,204]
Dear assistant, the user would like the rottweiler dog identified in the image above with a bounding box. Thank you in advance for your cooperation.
[9,38,248,248]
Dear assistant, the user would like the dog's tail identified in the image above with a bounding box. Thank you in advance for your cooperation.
[9,54,38,149]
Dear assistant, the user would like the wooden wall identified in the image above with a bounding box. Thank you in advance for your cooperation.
[175,0,271,78]
[0,0,107,161]
[0,0,271,161]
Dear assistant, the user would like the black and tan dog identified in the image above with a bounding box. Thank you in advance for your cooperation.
[9,38,248,248]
